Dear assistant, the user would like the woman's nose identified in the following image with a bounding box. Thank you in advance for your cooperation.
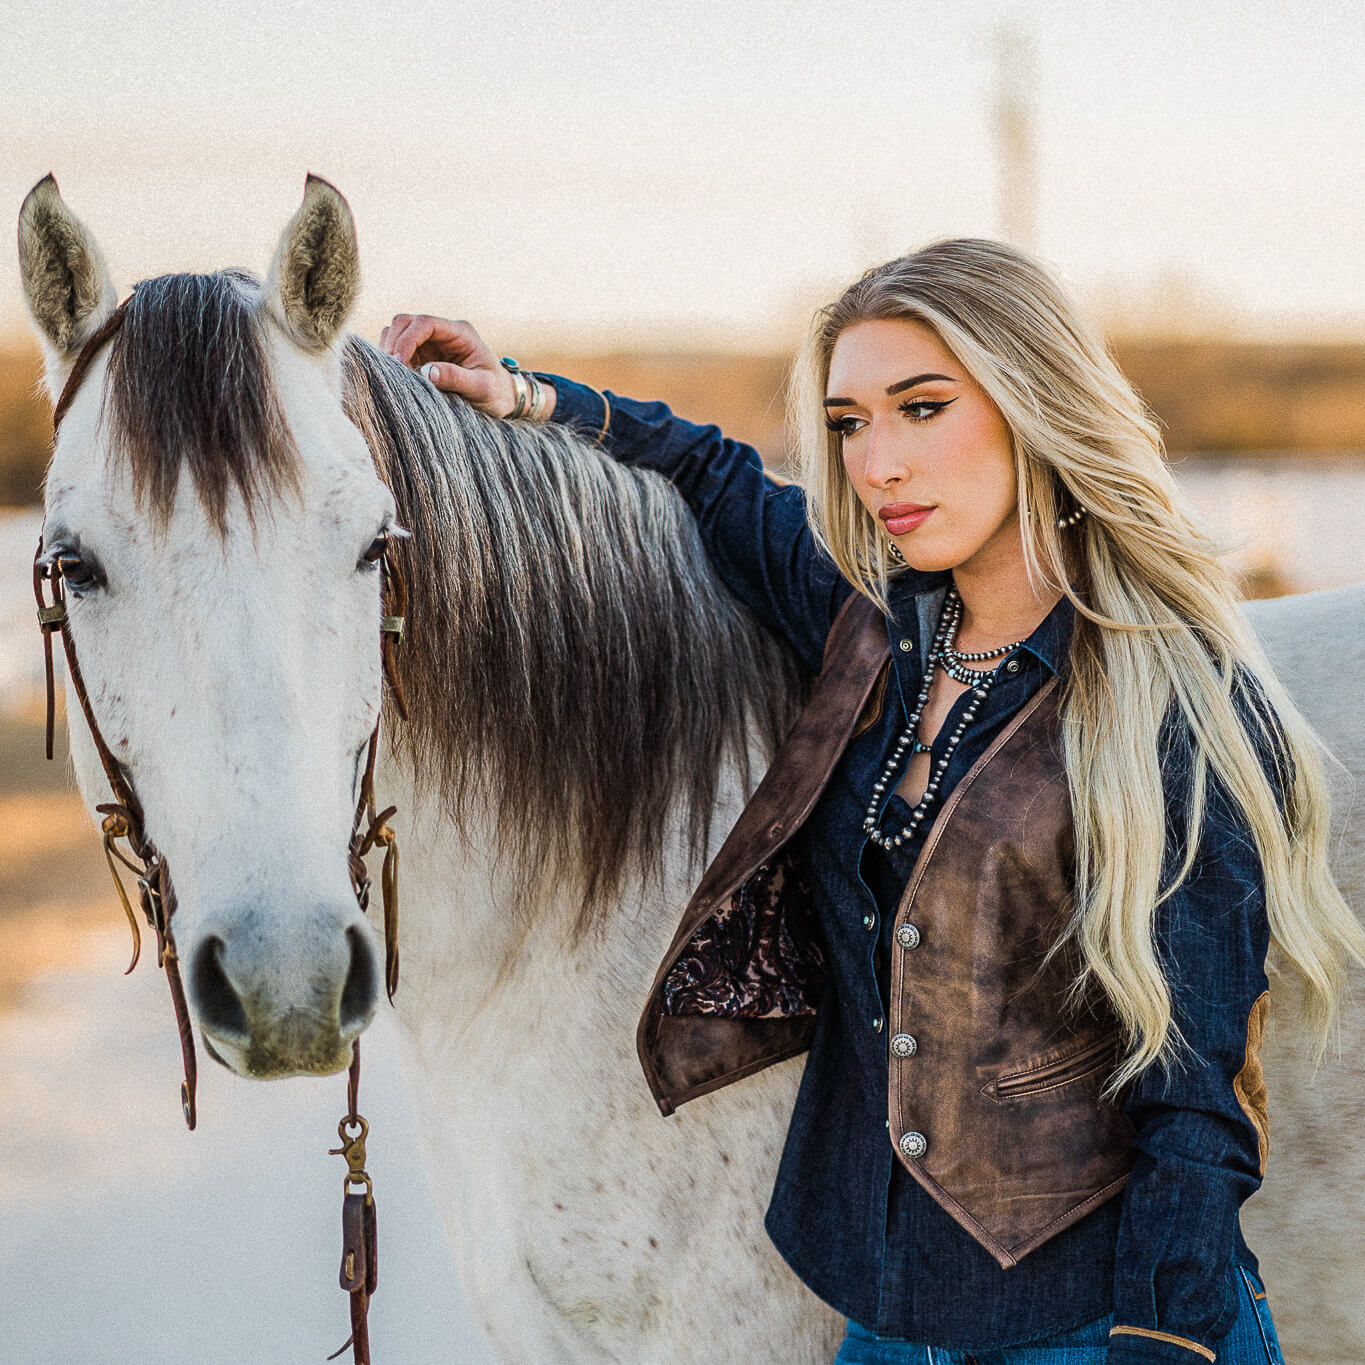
[862,420,909,489]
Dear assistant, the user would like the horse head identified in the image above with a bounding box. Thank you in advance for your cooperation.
[19,174,393,1079]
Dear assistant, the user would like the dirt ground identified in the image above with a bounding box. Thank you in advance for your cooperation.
[0,704,127,1006]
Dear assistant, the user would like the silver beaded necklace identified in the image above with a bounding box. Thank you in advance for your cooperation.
[863,584,1027,851]
[938,615,1027,686]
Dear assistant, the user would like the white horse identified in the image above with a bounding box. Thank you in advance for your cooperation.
[17,175,1363,1365]
[1238,587,1365,1362]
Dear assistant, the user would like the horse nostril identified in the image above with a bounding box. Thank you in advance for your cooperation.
[339,926,378,1033]
[190,935,250,1041]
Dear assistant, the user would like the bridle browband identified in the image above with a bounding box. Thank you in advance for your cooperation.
[34,296,407,1364]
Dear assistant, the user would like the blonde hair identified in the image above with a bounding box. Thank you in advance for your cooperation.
[793,238,1365,1090]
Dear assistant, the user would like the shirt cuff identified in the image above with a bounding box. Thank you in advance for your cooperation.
[534,373,610,443]
[1107,1325,1216,1363]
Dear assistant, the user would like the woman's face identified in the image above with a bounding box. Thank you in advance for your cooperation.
[825,318,1020,578]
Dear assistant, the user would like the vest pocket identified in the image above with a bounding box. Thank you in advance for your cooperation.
[983,1034,1119,1102]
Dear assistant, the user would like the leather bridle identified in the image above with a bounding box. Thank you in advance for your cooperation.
[33,297,407,1364]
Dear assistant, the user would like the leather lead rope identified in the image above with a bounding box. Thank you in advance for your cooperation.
[329,1043,378,1364]
[38,296,408,1358]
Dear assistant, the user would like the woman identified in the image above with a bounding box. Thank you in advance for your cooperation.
[381,240,1363,1364]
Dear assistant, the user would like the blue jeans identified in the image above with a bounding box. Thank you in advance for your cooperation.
[833,1265,1285,1364]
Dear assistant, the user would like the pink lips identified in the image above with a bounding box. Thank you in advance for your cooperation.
[879,503,935,536]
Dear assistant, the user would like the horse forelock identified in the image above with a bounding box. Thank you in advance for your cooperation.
[341,337,810,931]
[105,269,300,534]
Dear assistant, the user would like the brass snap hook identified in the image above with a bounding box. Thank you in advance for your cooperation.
[330,1115,374,1201]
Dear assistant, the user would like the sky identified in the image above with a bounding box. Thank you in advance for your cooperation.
[2,0,1363,351]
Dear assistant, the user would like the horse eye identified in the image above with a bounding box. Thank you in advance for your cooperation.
[57,553,97,588]
[361,533,389,566]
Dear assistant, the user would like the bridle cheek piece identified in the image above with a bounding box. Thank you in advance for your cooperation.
[34,297,406,1365]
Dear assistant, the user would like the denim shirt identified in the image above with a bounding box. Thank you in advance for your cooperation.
[545,376,1278,1365]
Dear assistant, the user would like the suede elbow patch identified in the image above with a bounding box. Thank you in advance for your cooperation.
[1233,990,1272,1175]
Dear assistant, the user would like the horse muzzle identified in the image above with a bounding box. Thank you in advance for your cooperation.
[187,909,379,1078]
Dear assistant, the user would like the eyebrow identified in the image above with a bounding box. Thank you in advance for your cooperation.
[823,373,959,407]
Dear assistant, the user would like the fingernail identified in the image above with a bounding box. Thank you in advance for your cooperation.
[422,363,438,384]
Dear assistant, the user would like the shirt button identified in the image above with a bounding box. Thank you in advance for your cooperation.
[862,913,875,932]
[899,1131,928,1160]
[896,923,921,950]
[872,1016,885,1033]
[898,638,914,652]
[1005,658,1021,674]
[890,1033,917,1058]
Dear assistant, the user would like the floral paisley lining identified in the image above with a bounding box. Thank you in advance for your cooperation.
[661,851,826,1018]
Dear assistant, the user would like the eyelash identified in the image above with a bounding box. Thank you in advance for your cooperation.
[824,399,954,435]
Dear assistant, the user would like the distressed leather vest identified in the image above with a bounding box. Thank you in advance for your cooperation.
[636,592,1135,1268]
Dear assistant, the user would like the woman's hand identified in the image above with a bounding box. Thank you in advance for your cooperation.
[378,314,526,418]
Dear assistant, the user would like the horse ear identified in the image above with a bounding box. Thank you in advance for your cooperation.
[17,174,118,391]
[264,174,359,352]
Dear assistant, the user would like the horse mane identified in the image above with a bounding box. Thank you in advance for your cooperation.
[340,337,810,928]
[105,270,299,533]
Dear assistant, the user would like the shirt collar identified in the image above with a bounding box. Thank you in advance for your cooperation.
[888,571,1075,678]
[1020,593,1074,676]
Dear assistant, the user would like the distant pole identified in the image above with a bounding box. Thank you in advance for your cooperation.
[994,24,1038,252]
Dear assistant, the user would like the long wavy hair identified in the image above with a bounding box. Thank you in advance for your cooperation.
[792,238,1364,1090]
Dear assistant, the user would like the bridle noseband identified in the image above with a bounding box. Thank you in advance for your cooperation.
[34,297,407,1364]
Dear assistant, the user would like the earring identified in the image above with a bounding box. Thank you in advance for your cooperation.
[1056,507,1086,530]
[886,540,907,564]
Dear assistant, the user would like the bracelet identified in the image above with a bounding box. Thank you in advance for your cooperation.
[501,356,552,423]
[524,371,550,423]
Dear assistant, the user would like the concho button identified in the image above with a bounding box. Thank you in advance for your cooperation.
[862,913,876,931]
[1006,658,1021,673]
[896,923,921,950]
[899,1131,928,1159]
[890,1033,917,1058]
[872,1016,885,1033]
[899,638,914,652]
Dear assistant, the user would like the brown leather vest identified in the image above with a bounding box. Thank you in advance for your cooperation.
[636,591,1136,1267]
[884,673,1133,1266]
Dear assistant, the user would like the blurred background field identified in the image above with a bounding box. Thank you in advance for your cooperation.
[8,335,1365,500]
[2,0,1363,1360]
